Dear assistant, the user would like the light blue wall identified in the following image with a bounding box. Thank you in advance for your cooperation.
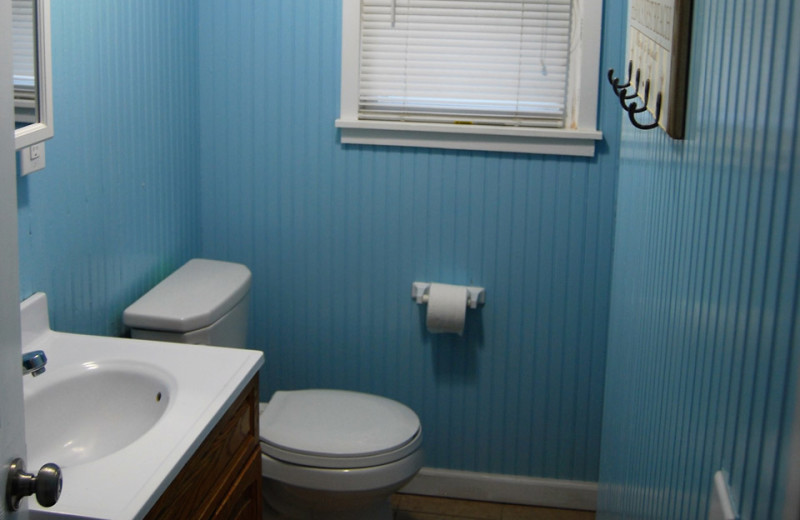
[197,1,624,479]
[17,0,625,482]
[599,0,800,517]
[17,0,201,335]
[14,0,800,506]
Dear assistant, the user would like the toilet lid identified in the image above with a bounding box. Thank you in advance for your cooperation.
[122,259,251,332]
[259,389,422,469]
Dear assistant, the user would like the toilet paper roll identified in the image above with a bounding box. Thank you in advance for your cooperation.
[426,283,468,335]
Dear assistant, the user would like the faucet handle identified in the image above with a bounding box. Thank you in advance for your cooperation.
[22,350,47,376]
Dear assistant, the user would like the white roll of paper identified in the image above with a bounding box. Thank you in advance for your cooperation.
[426,283,468,335]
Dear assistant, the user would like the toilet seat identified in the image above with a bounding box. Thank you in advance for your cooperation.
[259,389,422,469]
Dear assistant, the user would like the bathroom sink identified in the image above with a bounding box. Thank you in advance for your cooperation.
[20,293,263,520]
[24,361,174,468]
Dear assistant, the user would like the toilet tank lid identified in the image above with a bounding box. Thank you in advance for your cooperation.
[123,259,251,333]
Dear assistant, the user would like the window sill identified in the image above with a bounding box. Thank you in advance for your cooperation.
[335,119,603,157]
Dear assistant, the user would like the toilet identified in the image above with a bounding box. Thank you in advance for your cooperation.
[123,259,423,520]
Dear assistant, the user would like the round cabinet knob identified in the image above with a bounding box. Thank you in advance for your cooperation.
[5,458,62,511]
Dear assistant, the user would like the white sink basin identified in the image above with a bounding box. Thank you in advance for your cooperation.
[20,293,263,520]
[25,361,174,468]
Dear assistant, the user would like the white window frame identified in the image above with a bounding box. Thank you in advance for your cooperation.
[13,0,53,150]
[336,0,603,157]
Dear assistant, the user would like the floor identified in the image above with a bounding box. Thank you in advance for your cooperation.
[390,494,596,520]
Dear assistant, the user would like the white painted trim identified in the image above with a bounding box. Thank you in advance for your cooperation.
[709,471,737,520]
[15,0,53,150]
[783,352,800,519]
[336,119,602,157]
[398,467,598,511]
[337,0,604,157]
[0,0,28,515]
[571,0,604,131]
[338,0,360,121]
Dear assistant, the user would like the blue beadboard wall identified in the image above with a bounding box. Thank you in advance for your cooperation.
[16,0,201,335]
[197,1,624,479]
[599,0,800,517]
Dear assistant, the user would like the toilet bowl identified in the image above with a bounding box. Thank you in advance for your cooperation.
[260,390,423,519]
[259,389,422,519]
[123,259,424,519]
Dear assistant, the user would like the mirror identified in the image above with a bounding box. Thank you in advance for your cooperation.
[13,0,52,150]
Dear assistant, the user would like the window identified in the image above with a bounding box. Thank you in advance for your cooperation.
[336,0,603,156]
[12,0,53,150]
[13,0,37,124]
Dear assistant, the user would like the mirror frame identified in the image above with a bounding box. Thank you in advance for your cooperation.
[15,0,52,150]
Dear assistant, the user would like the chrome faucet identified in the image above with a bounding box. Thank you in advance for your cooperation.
[22,350,47,377]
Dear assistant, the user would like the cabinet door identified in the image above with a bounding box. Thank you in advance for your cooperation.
[145,377,259,520]
[212,448,262,520]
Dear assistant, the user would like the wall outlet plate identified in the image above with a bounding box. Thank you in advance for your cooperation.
[19,143,46,176]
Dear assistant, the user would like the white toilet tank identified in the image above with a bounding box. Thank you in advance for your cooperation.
[123,259,251,348]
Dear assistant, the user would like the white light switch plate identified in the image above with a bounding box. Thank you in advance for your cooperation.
[19,142,46,176]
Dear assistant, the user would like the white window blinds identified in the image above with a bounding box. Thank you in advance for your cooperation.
[12,0,37,124]
[358,0,572,128]
[12,0,36,90]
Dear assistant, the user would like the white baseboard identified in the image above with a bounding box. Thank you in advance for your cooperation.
[398,467,597,511]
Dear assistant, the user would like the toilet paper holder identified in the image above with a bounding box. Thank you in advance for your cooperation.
[411,282,486,309]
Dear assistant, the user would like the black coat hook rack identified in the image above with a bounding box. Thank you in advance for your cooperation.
[608,61,662,131]
[609,0,692,139]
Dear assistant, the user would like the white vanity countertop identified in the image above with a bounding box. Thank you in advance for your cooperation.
[21,293,264,520]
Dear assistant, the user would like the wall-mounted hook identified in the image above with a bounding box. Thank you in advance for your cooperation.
[625,80,652,114]
[607,69,624,94]
[617,84,642,113]
[616,68,644,113]
[609,63,664,132]
[627,91,662,130]
[607,61,634,96]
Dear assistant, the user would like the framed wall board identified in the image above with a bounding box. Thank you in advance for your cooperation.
[618,0,693,139]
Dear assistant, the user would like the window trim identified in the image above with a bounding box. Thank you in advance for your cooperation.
[14,0,53,150]
[336,0,604,156]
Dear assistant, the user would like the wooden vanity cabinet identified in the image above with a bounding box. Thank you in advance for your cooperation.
[145,375,262,520]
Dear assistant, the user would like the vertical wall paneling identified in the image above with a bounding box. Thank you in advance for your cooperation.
[197,0,624,480]
[18,0,625,485]
[16,0,201,336]
[599,0,800,517]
